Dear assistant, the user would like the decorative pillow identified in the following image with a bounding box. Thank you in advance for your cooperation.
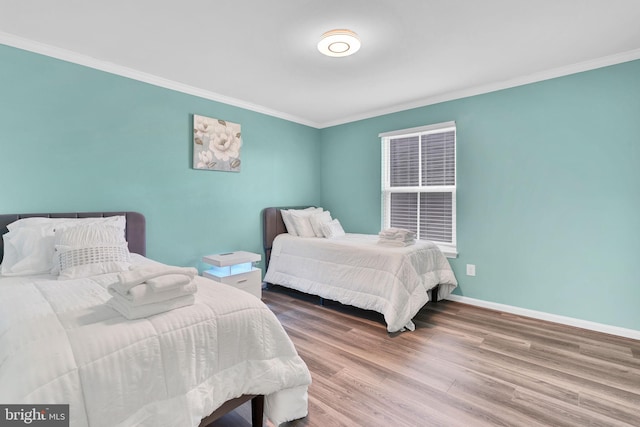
[281,209,298,236]
[0,216,126,277]
[56,244,131,280]
[309,211,333,237]
[290,209,323,238]
[281,207,322,236]
[53,223,131,280]
[321,219,346,239]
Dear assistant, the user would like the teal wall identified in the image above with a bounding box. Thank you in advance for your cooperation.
[0,45,321,269]
[319,60,640,331]
[2,43,639,332]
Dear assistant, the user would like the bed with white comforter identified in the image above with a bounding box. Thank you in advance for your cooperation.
[264,233,458,332]
[0,254,311,427]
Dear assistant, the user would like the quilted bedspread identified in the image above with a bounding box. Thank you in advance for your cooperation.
[0,257,311,427]
[264,233,458,332]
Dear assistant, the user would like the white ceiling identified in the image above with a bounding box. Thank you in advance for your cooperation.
[1,0,640,128]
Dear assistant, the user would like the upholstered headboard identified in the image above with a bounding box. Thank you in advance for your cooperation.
[0,211,146,262]
[262,206,311,269]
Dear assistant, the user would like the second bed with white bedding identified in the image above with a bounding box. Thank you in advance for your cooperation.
[264,233,458,332]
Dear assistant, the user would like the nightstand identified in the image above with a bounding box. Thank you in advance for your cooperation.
[202,251,262,299]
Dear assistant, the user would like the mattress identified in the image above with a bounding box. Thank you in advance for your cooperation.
[0,254,311,427]
[264,233,458,332]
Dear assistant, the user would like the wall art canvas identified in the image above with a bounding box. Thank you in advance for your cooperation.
[193,114,242,172]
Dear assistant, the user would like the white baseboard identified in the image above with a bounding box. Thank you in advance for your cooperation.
[445,295,640,341]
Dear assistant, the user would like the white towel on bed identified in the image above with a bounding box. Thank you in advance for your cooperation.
[377,239,415,247]
[108,282,197,306]
[107,294,196,320]
[378,228,416,240]
[146,274,193,292]
[378,228,416,246]
[111,265,197,294]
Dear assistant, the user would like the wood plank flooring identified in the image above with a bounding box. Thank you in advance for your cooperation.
[211,286,640,427]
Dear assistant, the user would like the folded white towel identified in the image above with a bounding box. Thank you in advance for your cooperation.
[107,294,196,320]
[377,239,416,247]
[380,227,414,234]
[379,235,416,242]
[379,228,416,240]
[146,274,193,292]
[108,282,197,306]
[112,265,197,294]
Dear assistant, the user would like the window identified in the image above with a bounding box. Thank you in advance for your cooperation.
[380,121,457,257]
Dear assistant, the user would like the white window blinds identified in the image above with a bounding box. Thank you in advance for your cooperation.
[381,121,457,256]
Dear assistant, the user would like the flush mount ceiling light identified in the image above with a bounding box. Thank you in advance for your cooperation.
[317,29,361,57]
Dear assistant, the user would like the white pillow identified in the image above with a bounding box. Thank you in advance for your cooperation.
[54,223,131,280]
[281,209,298,236]
[7,216,125,232]
[1,216,126,276]
[7,217,70,232]
[1,232,20,274]
[281,207,323,236]
[309,211,333,237]
[1,227,55,276]
[290,209,324,238]
[321,219,346,239]
[56,245,131,280]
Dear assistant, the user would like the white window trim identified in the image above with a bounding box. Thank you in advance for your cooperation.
[380,121,458,258]
[379,121,456,138]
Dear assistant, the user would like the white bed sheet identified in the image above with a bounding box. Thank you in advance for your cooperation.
[264,233,458,332]
[0,254,311,427]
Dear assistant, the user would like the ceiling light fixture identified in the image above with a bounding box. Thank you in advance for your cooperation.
[317,29,361,57]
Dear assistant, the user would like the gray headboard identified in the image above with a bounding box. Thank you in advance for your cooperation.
[0,211,146,262]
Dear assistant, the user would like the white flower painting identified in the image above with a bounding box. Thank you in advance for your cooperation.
[193,114,242,172]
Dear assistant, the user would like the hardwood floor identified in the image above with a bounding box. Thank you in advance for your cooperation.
[212,287,640,427]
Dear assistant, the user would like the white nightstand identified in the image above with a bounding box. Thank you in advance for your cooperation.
[202,251,262,299]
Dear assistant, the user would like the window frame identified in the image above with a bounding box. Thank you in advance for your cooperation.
[380,121,457,258]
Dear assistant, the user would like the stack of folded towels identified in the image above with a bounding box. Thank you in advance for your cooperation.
[107,265,198,320]
[378,228,417,247]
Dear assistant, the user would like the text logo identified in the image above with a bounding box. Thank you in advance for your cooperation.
[0,405,68,426]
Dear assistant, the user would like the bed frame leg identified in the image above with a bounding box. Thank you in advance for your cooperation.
[431,285,440,303]
[251,395,264,427]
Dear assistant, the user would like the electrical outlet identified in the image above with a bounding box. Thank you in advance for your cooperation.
[466,264,476,276]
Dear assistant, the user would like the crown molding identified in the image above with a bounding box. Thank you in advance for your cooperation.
[0,31,320,128]
[318,47,640,128]
[2,31,639,131]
